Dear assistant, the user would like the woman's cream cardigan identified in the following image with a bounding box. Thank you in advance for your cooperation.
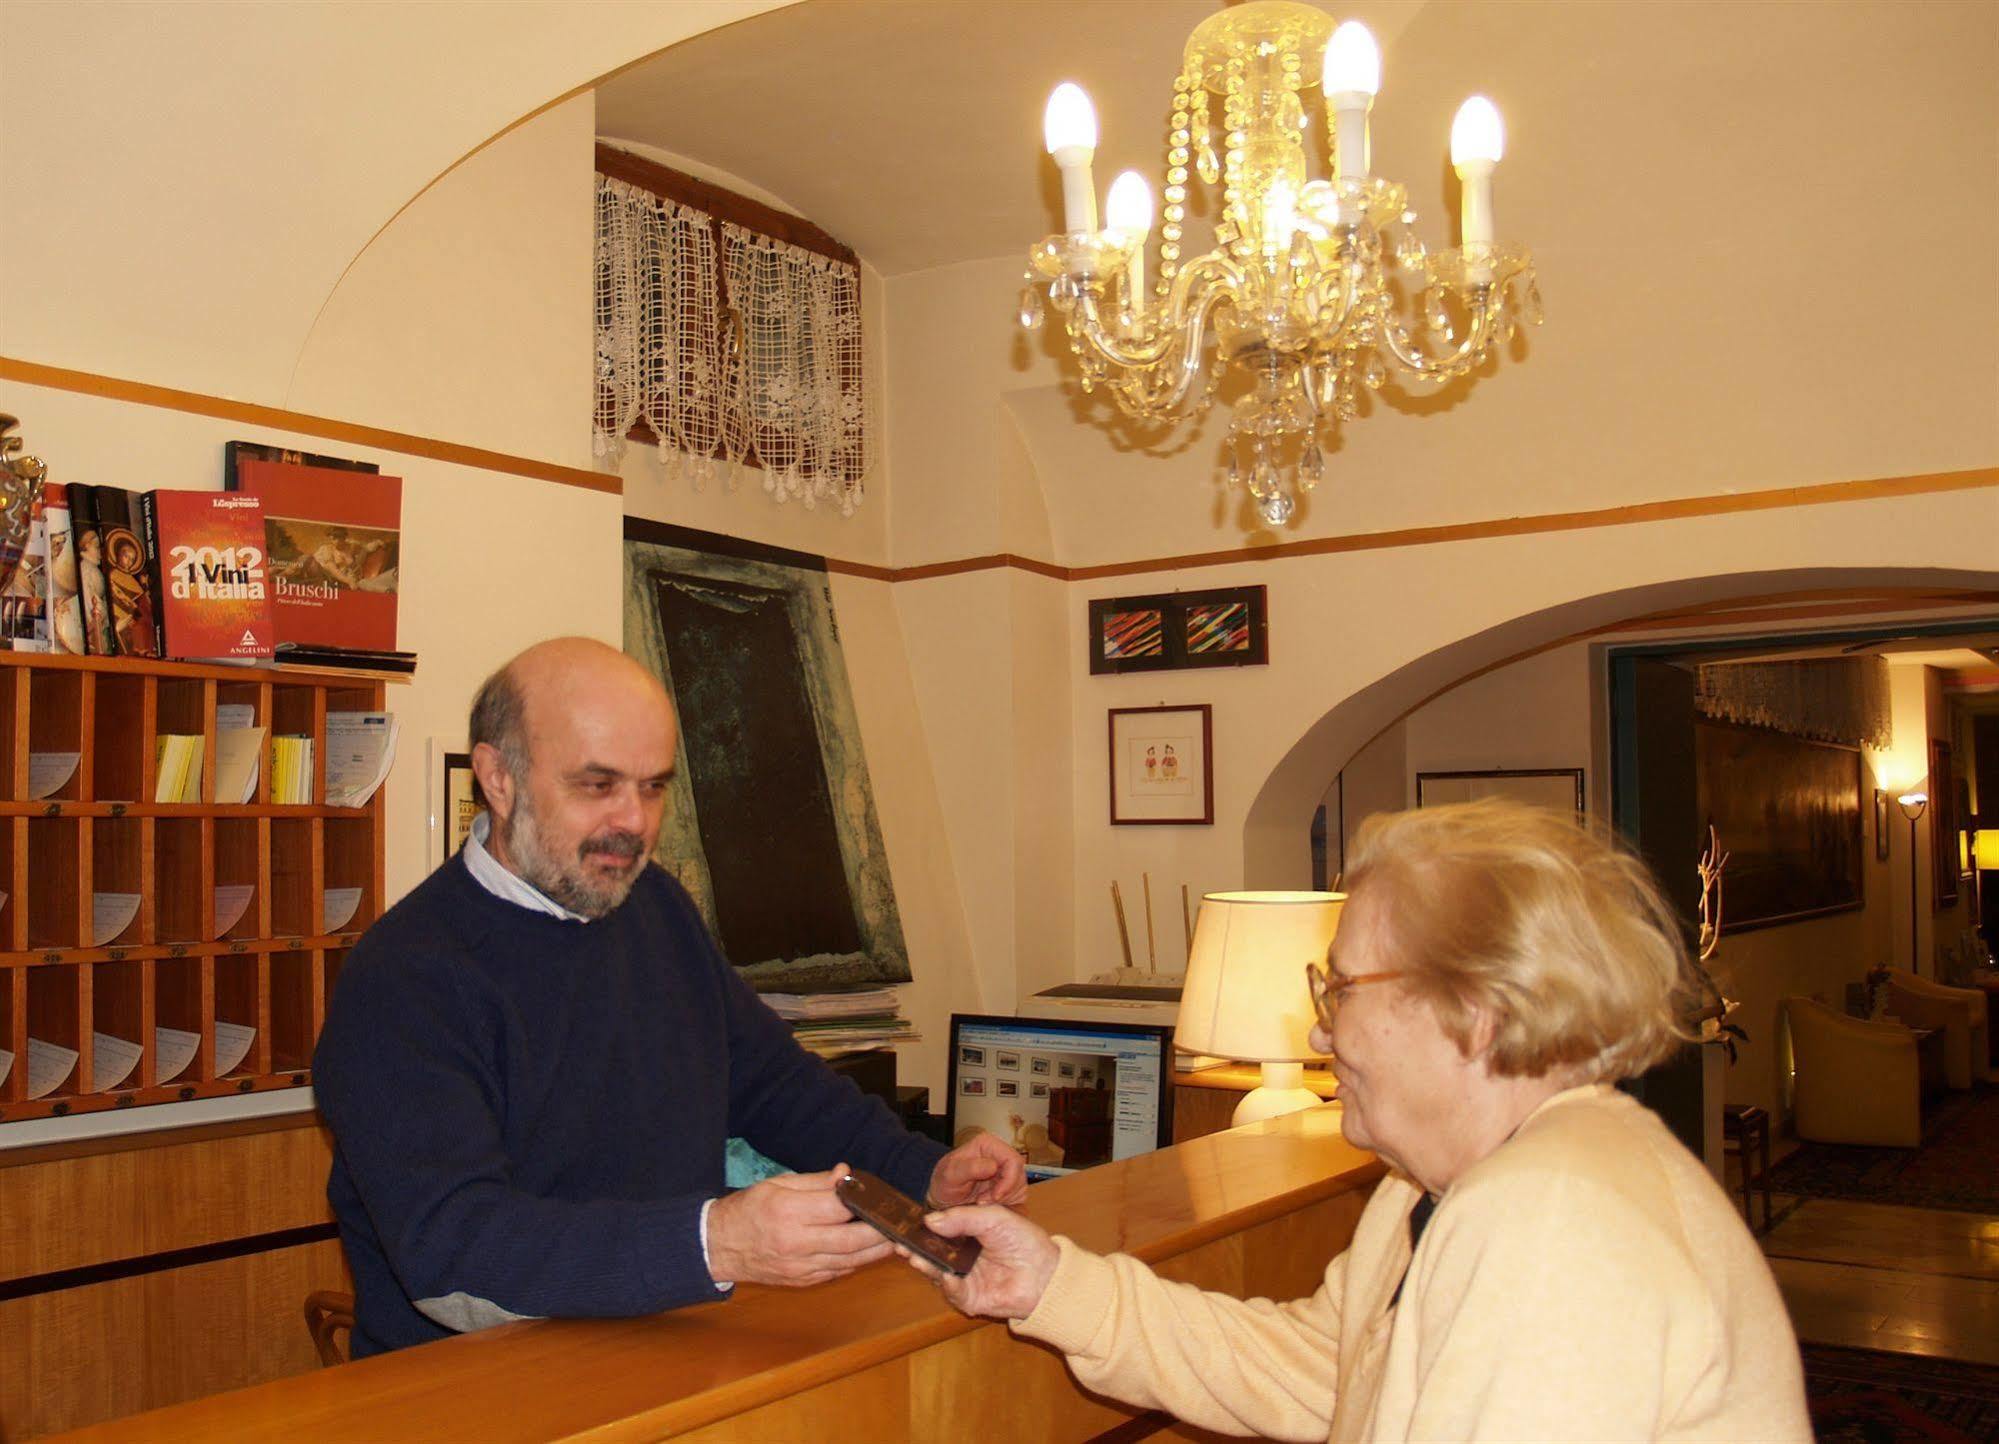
[1013,1085,1808,1441]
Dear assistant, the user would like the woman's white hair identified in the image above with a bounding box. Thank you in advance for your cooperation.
[1344,798,1700,1083]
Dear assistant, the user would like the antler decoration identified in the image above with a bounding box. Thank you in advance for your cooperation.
[1696,824,1728,963]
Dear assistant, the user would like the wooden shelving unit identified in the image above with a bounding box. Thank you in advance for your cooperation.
[0,652,390,1124]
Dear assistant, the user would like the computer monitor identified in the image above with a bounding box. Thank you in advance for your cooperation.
[946,1013,1175,1181]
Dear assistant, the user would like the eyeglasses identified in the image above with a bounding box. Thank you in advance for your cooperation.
[1305,960,1410,1032]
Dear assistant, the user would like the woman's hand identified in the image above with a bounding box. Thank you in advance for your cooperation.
[896,1204,1061,1321]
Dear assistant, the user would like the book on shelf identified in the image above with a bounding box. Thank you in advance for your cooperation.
[153,734,203,803]
[224,440,380,489]
[68,483,117,656]
[94,485,160,658]
[3,483,52,652]
[41,481,76,654]
[273,642,417,674]
[138,490,276,662]
[270,734,314,804]
[230,458,402,652]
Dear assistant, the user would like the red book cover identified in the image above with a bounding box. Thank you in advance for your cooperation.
[231,459,401,651]
[142,491,274,660]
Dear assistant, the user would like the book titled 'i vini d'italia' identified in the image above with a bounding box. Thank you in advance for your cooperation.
[137,491,275,661]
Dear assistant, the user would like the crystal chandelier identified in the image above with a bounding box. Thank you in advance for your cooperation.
[1020,2,1541,526]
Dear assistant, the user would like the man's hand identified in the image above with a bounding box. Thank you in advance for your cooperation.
[705,1162,893,1288]
[894,1205,1060,1322]
[927,1130,1029,1208]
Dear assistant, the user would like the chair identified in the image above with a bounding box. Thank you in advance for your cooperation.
[1885,968,1991,1088]
[303,1290,355,1367]
[1784,997,1922,1148]
[1016,1122,1064,1167]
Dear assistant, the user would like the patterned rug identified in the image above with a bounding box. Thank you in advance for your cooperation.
[1764,1085,1999,1215]
[1805,1343,1999,1442]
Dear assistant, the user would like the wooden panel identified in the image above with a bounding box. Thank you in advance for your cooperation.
[0,1237,350,1440]
[0,1113,334,1283]
[1173,1086,1247,1144]
[57,1115,1384,1442]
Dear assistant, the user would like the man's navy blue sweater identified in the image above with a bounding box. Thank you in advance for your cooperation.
[312,853,946,1358]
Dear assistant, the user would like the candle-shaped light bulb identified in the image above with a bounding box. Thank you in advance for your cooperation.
[1105,170,1154,308]
[1450,95,1503,252]
[1322,21,1381,96]
[1323,21,1379,183]
[1044,82,1100,235]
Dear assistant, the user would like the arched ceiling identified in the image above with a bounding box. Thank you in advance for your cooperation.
[596,0,1428,276]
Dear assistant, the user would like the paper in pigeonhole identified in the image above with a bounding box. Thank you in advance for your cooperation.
[212,883,254,939]
[215,724,265,805]
[25,1037,79,1098]
[321,886,362,934]
[91,892,141,946]
[90,1031,142,1092]
[323,712,399,809]
[28,751,79,800]
[155,1026,199,1084]
[213,1019,256,1075]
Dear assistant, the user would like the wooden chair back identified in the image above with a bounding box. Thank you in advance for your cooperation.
[303,1290,356,1367]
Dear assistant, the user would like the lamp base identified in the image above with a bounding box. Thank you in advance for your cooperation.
[1230,1061,1324,1128]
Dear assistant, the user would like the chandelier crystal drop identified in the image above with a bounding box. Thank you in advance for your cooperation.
[1023,3,1541,525]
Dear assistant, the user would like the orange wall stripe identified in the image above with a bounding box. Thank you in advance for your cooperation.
[10,355,1993,579]
[1,356,621,495]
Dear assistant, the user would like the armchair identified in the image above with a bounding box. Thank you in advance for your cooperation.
[1885,969,1991,1088]
[1784,996,1922,1148]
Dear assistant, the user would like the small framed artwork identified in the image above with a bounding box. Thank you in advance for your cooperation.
[958,1045,986,1068]
[1029,1056,1051,1076]
[1415,768,1585,818]
[997,1080,1019,1098]
[1110,705,1214,825]
[959,1076,986,1097]
[428,739,489,871]
[1089,585,1267,675]
[1030,1081,1049,1098]
[1058,1061,1077,1079]
[996,1051,1021,1072]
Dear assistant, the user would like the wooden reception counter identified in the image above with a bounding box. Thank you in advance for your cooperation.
[62,1108,1381,1443]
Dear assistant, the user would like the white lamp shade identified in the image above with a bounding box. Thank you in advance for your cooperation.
[1178,891,1344,1062]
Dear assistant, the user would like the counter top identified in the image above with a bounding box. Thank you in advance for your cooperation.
[61,1107,1379,1442]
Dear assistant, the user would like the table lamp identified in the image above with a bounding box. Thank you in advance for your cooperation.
[1177,890,1344,1127]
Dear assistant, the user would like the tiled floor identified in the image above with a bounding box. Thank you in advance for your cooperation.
[1755,1191,1999,1366]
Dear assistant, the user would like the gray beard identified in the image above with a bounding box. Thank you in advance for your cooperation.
[503,799,642,920]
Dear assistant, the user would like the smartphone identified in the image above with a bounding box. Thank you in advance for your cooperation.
[836,1170,982,1277]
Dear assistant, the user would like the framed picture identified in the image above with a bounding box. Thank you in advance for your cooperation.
[1029,1056,1051,1076]
[1696,722,1862,931]
[1932,738,1960,908]
[1109,705,1214,825]
[959,1076,986,1097]
[1057,1061,1077,1079]
[427,739,488,871]
[1415,768,1585,817]
[1030,1081,1049,1098]
[1089,585,1267,675]
[958,1045,986,1068]
[997,1080,1019,1098]
[996,1051,1020,1072]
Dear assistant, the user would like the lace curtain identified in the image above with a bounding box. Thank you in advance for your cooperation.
[593,175,872,516]
[1695,656,1892,749]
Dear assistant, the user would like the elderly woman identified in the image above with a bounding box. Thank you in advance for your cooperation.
[906,800,1808,1440]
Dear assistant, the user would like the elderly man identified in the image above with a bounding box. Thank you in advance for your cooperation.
[315,637,1024,1358]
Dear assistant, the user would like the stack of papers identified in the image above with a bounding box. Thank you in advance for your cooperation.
[28,751,78,801]
[271,735,314,804]
[90,1032,142,1092]
[322,886,362,933]
[153,735,203,803]
[0,1037,78,1098]
[325,712,399,808]
[212,883,254,939]
[762,988,918,1056]
[92,891,141,946]
[214,707,265,804]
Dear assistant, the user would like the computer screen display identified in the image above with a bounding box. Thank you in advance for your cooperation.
[946,1013,1175,1181]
